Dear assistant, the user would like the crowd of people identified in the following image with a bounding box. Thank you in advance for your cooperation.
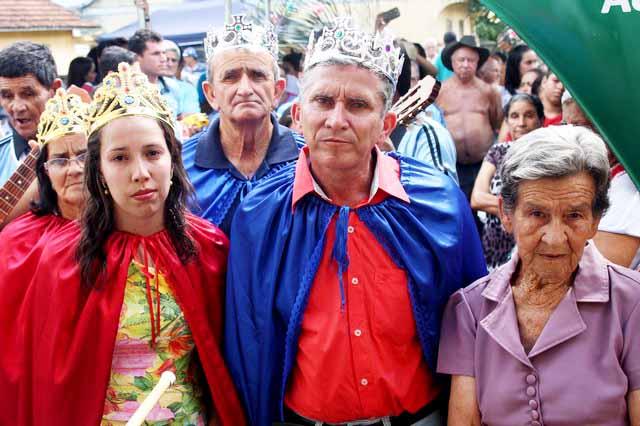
[0,11,638,426]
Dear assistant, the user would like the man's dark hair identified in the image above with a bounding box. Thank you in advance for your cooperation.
[282,51,303,73]
[443,31,457,45]
[99,46,136,77]
[128,29,163,55]
[0,41,57,88]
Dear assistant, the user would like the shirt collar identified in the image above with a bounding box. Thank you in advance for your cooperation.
[481,242,610,303]
[291,146,410,209]
[194,112,299,178]
[11,126,28,159]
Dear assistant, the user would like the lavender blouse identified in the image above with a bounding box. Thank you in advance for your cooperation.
[438,243,640,425]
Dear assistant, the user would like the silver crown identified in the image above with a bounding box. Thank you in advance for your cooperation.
[304,18,404,86]
[204,14,278,62]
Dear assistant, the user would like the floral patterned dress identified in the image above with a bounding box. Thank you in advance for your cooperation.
[101,260,206,426]
[482,142,516,270]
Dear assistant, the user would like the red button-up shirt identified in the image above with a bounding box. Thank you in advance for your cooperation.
[284,147,438,423]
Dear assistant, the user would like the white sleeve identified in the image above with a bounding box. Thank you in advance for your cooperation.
[598,173,640,238]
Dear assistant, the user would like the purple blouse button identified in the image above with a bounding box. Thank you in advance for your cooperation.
[526,374,537,384]
[531,422,541,426]
[526,386,536,397]
[529,400,538,409]
[531,410,539,420]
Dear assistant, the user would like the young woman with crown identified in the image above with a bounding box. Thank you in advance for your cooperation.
[8,63,246,425]
[0,87,90,422]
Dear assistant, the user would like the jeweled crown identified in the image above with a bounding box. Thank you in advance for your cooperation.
[204,14,278,62]
[37,88,89,145]
[88,62,175,137]
[304,18,404,86]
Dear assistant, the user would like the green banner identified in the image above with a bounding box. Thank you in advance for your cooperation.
[480,0,640,188]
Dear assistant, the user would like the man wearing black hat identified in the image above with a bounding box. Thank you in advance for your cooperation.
[436,35,502,205]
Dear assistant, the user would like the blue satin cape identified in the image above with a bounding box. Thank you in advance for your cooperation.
[224,153,487,425]
[182,113,304,234]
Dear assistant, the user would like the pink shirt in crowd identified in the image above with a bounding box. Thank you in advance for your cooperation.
[438,243,640,426]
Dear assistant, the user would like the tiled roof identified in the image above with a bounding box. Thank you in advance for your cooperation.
[0,0,98,31]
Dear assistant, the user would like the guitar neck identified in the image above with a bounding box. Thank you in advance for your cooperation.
[0,149,39,223]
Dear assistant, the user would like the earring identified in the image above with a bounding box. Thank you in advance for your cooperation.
[100,177,109,195]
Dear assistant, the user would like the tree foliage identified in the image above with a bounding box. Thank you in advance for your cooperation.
[468,0,507,42]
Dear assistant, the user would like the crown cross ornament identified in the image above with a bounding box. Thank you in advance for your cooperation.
[88,62,175,137]
[37,88,89,145]
[204,14,278,62]
[305,18,404,86]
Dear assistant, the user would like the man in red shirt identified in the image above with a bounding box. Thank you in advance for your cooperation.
[224,18,487,426]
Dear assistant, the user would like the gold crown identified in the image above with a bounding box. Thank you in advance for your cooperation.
[88,62,175,137]
[36,88,89,145]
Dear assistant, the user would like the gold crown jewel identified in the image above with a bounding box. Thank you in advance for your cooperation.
[88,62,175,137]
[204,14,279,62]
[304,18,404,86]
[37,88,89,145]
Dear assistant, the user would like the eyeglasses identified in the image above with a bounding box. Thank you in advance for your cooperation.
[44,152,88,171]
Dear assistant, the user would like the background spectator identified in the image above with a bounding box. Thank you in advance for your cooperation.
[471,93,544,269]
[66,56,96,94]
[504,44,540,96]
[98,46,136,79]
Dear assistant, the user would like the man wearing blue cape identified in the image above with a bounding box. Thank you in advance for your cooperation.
[182,15,303,235]
[225,18,487,426]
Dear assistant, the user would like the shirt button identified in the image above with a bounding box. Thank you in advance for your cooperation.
[531,410,539,420]
[354,329,362,337]
[360,378,368,386]
[351,277,359,285]
[347,226,355,233]
[526,386,536,397]
[529,400,538,409]
[526,374,537,384]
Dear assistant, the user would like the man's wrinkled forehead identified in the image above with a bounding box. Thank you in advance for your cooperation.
[0,74,46,91]
[303,65,383,103]
[209,47,275,74]
[452,47,479,60]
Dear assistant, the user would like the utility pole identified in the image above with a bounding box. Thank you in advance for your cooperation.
[225,0,232,21]
[134,0,151,29]
[266,0,271,25]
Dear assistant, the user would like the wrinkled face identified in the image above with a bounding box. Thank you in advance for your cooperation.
[451,47,479,81]
[0,74,54,140]
[138,41,167,79]
[205,49,284,124]
[100,116,172,231]
[518,50,540,76]
[507,100,541,140]
[44,133,87,213]
[517,70,538,95]
[501,172,599,284]
[165,50,180,77]
[479,57,500,85]
[293,65,396,173]
[541,73,564,106]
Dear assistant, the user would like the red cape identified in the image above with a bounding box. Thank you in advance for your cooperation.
[5,214,246,425]
[0,212,74,425]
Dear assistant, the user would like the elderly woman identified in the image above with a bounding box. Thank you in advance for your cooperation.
[471,94,544,269]
[438,126,640,426]
[0,88,89,423]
